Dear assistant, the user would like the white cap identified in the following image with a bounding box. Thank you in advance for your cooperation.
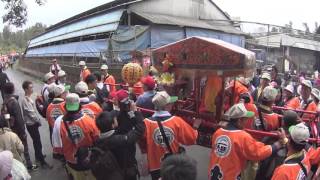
[79,61,86,66]
[284,85,294,94]
[75,81,88,95]
[44,72,55,82]
[152,91,178,109]
[47,83,56,93]
[262,86,278,102]
[289,123,310,145]
[54,84,66,97]
[312,88,320,100]
[0,151,13,180]
[58,70,66,77]
[301,80,312,89]
[100,64,108,70]
[237,76,251,86]
[261,73,271,81]
[224,103,255,120]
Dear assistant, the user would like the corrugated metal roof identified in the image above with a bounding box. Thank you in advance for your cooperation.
[132,11,245,35]
[253,34,320,51]
[29,9,124,47]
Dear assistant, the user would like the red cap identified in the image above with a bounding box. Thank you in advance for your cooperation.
[141,76,155,90]
[116,89,129,102]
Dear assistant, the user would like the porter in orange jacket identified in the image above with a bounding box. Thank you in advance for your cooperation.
[272,123,320,180]
[80,97,102,119]
[79,61,91,81]
[142,91,198,180]
[101,64,116,93]
[46,98,66,128]
[209,103,284,180]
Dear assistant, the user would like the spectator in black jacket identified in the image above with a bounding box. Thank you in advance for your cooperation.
[0,67,10,101]
[3,82,38,170]
[160,154,197,180]
[95,102,145,180]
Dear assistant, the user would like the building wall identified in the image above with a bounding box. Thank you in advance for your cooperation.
[263,47,316,73]
[289,47,316,73]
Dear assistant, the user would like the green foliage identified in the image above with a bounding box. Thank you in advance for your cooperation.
[1,0,44,27]
[0,23,46,54]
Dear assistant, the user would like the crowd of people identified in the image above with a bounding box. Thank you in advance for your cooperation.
[0,59,198,180]
[1,59,320,180]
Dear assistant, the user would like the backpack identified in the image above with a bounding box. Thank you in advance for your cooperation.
[1,97,16,128]
[35,87,48,118]
[89,146,123,179]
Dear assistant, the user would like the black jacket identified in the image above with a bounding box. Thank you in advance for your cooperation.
[4,94,26,139]
[96,111,145,176]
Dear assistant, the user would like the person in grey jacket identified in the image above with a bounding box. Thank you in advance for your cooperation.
[21,81,52,168]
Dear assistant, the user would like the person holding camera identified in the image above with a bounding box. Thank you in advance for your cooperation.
[93,102,145,180]
[142,91,198,180]
[110,89,141,179]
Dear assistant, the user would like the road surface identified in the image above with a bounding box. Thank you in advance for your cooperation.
[4,68,211,180]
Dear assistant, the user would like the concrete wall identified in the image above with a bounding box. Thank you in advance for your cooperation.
[18,58,124,85]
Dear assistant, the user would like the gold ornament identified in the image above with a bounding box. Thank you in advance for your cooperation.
[121,62,143,84]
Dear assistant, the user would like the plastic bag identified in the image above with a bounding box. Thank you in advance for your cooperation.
[11,159,31,180]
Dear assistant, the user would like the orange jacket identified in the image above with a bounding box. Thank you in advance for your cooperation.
[59,114,99,164]
[284,97,300,109]
[262,112,281,131]
[80,68,91,81]
[299,100,317,120]
[46,99,66,128]
[209,127,273,180]
[144,115,198,171]
[104,74,116,93]
[226,81,253,107]
[272,147,320,180]
[244,103,258,129]
[81,101,103,119]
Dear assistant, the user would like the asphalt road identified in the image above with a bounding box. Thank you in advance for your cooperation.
[4,68,211,180]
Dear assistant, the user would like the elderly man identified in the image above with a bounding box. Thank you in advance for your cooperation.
[299,80,317,120]
[50,59,61,76]
[283,85,300,109]
[252,73,271,103]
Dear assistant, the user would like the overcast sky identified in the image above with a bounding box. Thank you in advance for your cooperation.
[0,0,319,32]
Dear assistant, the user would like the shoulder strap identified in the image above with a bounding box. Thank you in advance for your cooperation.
[155,117,173,154]
[3,97,15,109]
[104,75,110,82]
[298,161,308,177]
[62,117,76,145]
[41,87,48,98]
[257,106,266,131]
[300,100,313,118]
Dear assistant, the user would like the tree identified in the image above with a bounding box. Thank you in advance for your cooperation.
[0,22,46,53]
[303,22,310,34]
[1,0,44,27]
